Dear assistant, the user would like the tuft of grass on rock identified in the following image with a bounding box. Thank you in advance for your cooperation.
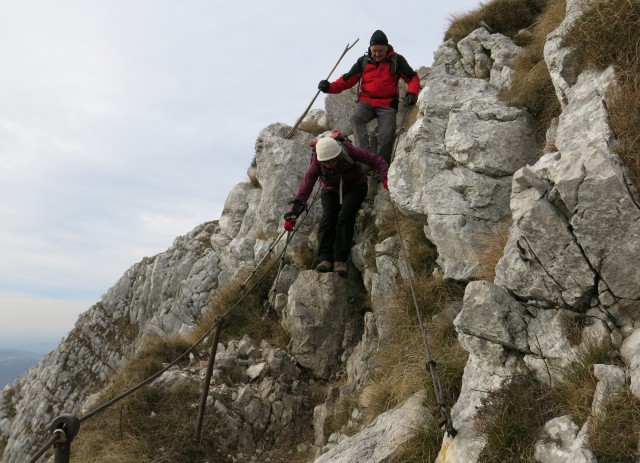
[548,340,621,425]
[475,372,561,463]
[188,264,288,348]
[475,340,624,461]
[499,0,566,143]
[588,387,640,463]
[364,275,467,424]
[445,0,548,43]
[564,0,640,192]
[390,420,446,463]
[474,224,511,282]
[70,334,218,463]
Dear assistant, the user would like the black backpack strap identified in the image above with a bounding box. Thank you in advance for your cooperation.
[389,54,398,75]
[355,53,370,102]
[338,142,355,165]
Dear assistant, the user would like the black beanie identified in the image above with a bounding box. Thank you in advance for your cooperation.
[369,30,388,46]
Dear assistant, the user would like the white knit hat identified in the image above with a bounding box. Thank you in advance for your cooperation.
[316,137,341,162]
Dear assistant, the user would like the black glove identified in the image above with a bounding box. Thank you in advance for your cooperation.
[318,80,330,93]
[405,93,417,107]
[284,199,306,221]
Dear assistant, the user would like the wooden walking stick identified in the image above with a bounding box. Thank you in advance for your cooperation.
[285,38,359,139]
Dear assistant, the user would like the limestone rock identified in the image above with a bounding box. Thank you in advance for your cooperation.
[314,392,430,463]
[282,271,357,379]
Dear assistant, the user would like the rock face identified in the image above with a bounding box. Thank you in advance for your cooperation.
[390,26,537,281]
[282,271,362,379]
[3,0,640,462]
[314,392,431,463]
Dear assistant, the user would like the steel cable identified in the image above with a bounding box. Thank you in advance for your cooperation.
[388,101,457,437]
[27,188,320,461]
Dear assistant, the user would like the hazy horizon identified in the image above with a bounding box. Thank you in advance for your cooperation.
[0,329,66,354]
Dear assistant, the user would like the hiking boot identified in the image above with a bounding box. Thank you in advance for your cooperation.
[316,261,333,272]
[333,261,347,275]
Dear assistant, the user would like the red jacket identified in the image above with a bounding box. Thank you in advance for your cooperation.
[327,48,420,108]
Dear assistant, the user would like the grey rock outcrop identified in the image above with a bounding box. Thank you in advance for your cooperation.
[440,1,640,461]
[314,392,430,463]
[282,271,363,379]
[390,28,538,281]
[211,122,323,284]
[494,67,640,313]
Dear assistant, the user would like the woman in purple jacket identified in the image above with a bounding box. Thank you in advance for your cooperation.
[284,136,389,275]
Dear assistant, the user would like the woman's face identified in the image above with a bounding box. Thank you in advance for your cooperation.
[320,158,338,168]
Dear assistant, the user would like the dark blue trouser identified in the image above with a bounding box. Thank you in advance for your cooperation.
[317,183,368,263]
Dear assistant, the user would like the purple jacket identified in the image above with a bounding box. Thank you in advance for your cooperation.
[294,140,389,203]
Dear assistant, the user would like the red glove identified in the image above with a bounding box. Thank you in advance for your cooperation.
[382,179,388,190]
[284,220,296,231]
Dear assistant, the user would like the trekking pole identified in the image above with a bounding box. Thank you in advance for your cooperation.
[285,38,359,139]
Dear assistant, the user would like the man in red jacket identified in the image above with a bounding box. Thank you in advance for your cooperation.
[318,30,421,163]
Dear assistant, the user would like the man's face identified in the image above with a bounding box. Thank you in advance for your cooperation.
[370,45,388,62]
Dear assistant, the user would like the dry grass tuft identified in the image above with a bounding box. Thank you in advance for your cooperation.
[375,207,438,274]
[499,0,566,142]
[588,387,640,463]
[475,372,560,462]
[558,311,592,346]
[565,0,640,72]
[399,273,466,320]
[364,275,467,423]
[327,394,361,436]
[188,263,288,348]
[374,205,403,243]
[390,420,445,463]
[474,224,511,281]
[72,382,219,463]
[71,334,218,462]
[445,0,547,43]
[475,340,624,461]
[565,0,640,191]
[548,340,620,425]
[607,81,640,189]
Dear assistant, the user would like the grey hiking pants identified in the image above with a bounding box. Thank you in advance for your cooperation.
[350,101,397,163]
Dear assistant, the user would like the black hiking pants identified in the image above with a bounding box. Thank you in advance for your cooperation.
[317,182,368,263]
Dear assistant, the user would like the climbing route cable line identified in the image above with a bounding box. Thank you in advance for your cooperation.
[26,189,320,463]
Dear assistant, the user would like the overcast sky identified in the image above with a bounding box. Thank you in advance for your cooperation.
[0,0,481,352]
